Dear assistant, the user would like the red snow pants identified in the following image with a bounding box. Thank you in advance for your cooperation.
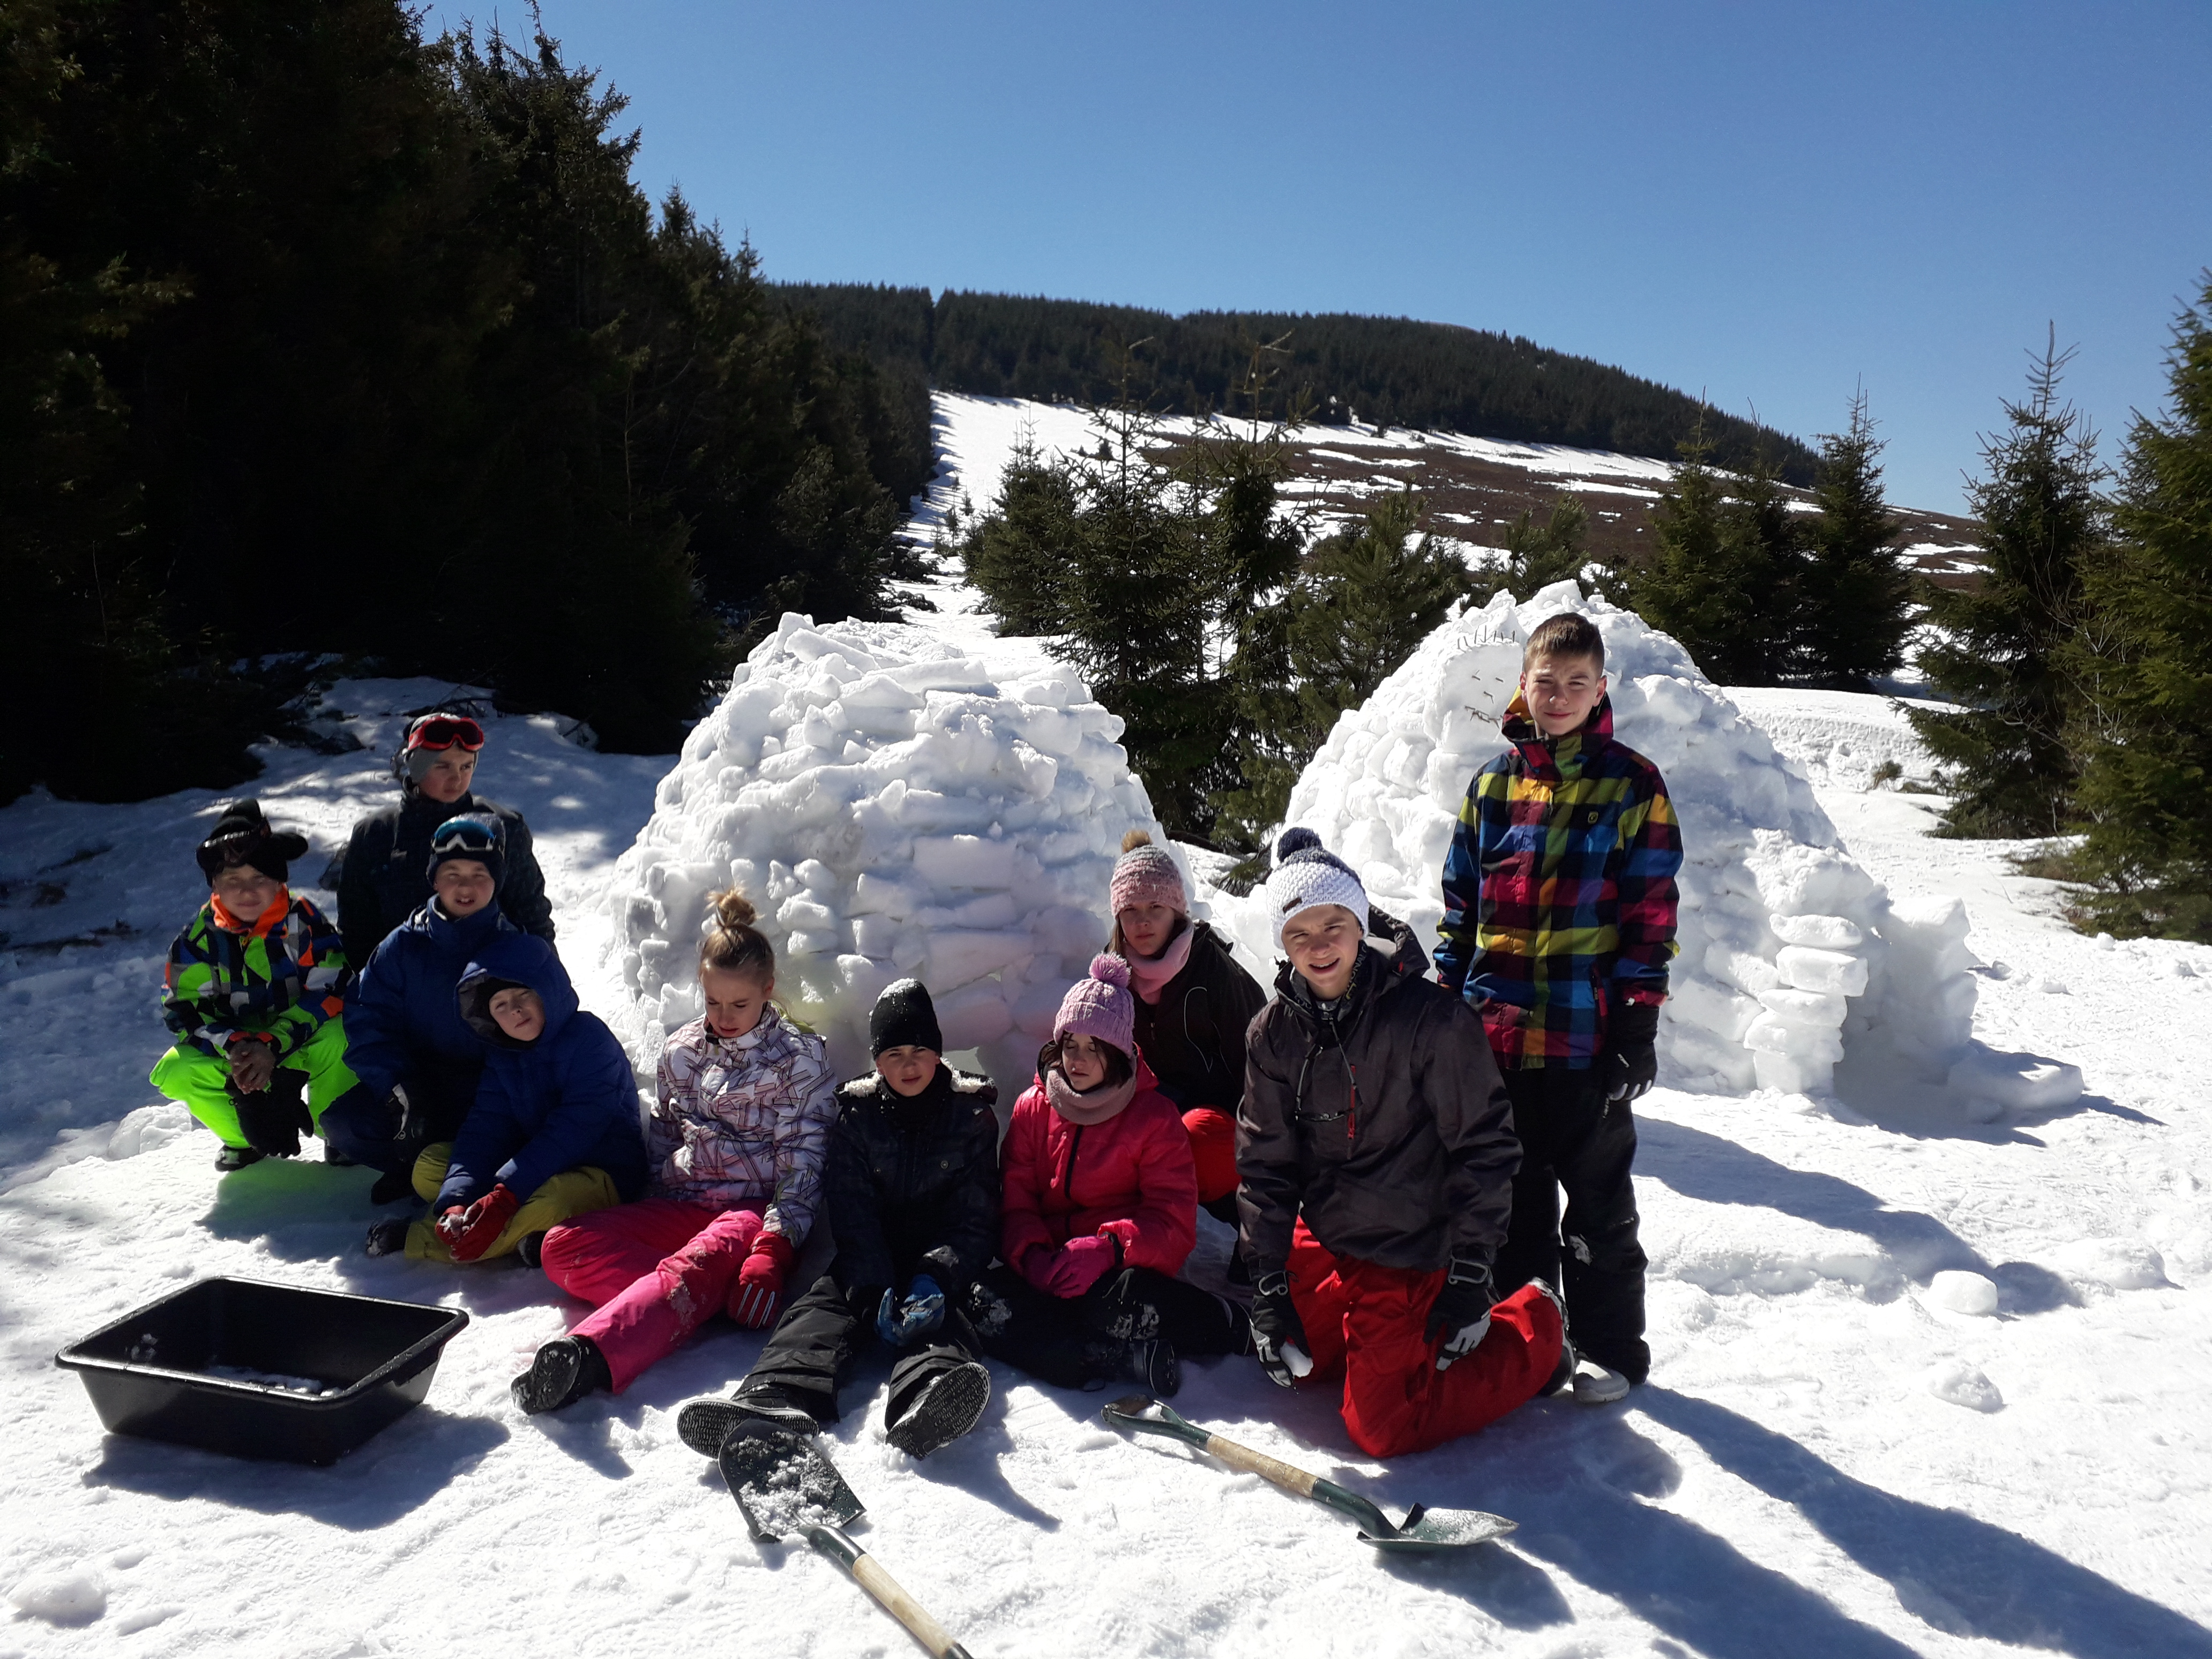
[541,1199,766,1393]
[1287,1218,1563,1458]
[1181,1107,1241,1205]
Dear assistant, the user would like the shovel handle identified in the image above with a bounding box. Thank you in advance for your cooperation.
[1201,1432,1320,1498]
[808,1527,973,1659]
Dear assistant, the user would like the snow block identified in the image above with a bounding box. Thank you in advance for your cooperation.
[1923,1359,2004,1413]
[1946,1046,2084,1113]
[1924,1270,2000,1316]
[600,615,1164,1093]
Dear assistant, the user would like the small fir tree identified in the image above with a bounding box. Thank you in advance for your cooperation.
[1798,390,1912,687]
[2065,276,2212,938]
[1908,339,2108,837]
[1471,494,1592,603]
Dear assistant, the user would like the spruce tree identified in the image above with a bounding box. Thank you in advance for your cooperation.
[1798,390,1911,687]
[2066,276,2212,938]
[1908,340,2108,837]
[1471,494,1592,603]
[958,428,1081,636]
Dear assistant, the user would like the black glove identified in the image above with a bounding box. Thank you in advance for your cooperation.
[1249,1269,1313,1388]
[1602,999,1662,1103]
[1425,1257,1498,1371]
[233,1084,310,1158]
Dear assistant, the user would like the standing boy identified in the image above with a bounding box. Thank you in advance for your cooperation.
[1436,611,1681,1404]
[1238,829,1565,1459]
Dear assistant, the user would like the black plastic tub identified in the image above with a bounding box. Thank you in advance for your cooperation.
[55,1277,470,1466]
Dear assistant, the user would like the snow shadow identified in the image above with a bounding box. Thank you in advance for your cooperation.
[81,1406,507,1529]
[894,1400,1065,1533]
[1639,1388,2212,1656]
[1636,1118,2078,1310]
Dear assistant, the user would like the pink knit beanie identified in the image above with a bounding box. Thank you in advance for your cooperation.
[1053,953,1136,1058]
[1109,832,1186,919]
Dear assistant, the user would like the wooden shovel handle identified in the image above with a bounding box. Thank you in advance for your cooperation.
[1202,1431,1320,1497]
[850,1552,973,1659]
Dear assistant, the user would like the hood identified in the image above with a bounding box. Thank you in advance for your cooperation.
[1500,689,1616,780]
[457,932,580,1050]
[1273,906,1430,1030]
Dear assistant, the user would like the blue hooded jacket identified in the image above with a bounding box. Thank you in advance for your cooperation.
[343,899,518,1107]
[438,933,648,1211]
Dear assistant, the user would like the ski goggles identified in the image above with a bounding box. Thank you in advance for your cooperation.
[406,714,485,753]
[429,817,503,857]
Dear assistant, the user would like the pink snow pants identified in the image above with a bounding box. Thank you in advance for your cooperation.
[540,1199,766,1393]
[1287,1218,1564,1458]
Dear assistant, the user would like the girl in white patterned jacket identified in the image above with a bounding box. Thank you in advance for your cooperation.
[511,890,836,1413]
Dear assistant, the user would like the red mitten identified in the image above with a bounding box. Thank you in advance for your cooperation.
[1043,1231,1118,1297]
[436,1184,519,1262]
[728,1230,795,1329]
[1018,1242,1063,1294]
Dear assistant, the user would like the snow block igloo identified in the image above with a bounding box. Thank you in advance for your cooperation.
[602,614,1169,1092]
[1205,583,1977,1096]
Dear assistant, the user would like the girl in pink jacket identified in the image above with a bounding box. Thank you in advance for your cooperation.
[968,955,1249,1395]
[511,890,835,1413]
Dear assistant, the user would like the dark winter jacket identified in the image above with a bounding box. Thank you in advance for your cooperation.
[1239,910,1519,1276]
[1130,921,1267,1112]
[1002,1052,1199,1277]
[823,1065,1000,1305]
[329,789,554,967]
[342,899,518,1105]
[438,932,647,1210]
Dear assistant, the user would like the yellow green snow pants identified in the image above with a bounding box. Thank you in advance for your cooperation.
[148,1018,361,1151]
[402,1141,622,1263]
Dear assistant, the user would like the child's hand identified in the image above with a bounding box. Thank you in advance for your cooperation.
[1043,1232,1117,1297]
[875,1275,946,1347]
[227,1037,276,1093]
[436,1185,520,1261]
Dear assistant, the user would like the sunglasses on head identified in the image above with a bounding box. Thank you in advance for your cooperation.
[430,817,501,856]
[407,714,485,753]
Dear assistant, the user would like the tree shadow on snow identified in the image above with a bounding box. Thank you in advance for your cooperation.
[1635,1119,2079,1312]
[1638,1387,2212,1657]
[81,1404,507,1529]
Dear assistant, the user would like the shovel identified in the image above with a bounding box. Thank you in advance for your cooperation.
[719,1423,976,1659]
[1103,1395,1516,1553]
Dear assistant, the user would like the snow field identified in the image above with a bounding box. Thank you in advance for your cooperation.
[602,612,1191,1092]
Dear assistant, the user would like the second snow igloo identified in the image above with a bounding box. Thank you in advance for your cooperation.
[603,614,1166,1093]
[1207,582,1972,1096]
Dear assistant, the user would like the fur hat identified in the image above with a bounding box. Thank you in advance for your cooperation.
[1109,831,1187,918]
[195,799,308,885]
[1263,827,1370,950]
[424,814,506,893]
[1053,953,1136,1059]
[870,977,944,1056]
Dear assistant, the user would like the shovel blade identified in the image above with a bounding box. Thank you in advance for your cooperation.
[1358,1502,1519,1552]
[719,1422,865,1543]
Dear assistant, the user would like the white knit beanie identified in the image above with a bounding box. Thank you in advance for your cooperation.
[1264,827,1370,951]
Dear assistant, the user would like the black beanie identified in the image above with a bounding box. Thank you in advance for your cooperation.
[870,977,943,1056]
[195,799,309,885]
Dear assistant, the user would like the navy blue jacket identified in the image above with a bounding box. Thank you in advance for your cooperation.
[330,789,555,968]
[439,933,647,1211]
[343,900,517,1107]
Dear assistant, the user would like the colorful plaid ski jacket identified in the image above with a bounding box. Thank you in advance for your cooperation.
[161,891,352,1059]
[1434,691,1680,1069]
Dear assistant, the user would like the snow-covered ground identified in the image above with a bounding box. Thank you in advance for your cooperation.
[3,400,2209,1656]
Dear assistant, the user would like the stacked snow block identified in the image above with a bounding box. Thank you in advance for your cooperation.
[603,613,1167,1093]
[1202,582,1978,1098]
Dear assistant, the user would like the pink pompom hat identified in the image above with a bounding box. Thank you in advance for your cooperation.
[1053,953,1137,1058]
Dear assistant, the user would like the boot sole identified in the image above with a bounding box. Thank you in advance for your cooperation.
[511,1341,585,1415]
[886,1362,990,1458]
[677,1395,815,1459]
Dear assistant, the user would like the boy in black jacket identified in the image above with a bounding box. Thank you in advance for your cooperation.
[677,980,1000,1460]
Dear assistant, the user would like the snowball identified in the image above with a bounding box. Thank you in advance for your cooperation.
[1924,1271,2000,1316]
[1946,1047,2084,1112]
[2051,1237,2169,1290]
[1924,1360,2004,1412]
[9,1563,105,1625]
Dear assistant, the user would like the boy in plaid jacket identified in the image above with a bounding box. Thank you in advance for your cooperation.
[1434,612,1680,1402]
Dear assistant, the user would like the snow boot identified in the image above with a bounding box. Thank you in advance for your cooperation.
[322,1144,356,1167]
[368,1168,414,1206]
[214,1145,263,1172]
[885,1362,991,1458]
[677,1384,818,1459]
[511,1335,612,1415]
[1573,1358,1631,1406]
[1120,1339,1182,1399]
[364,1217,409,1257]
[516,1231,548,1270]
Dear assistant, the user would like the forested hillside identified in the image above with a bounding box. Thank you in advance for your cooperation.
[776,283,1817,480]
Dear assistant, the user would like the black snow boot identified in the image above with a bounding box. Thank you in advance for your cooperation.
[511,1335,612,1415]
[368,1168,415,1206]
[885,1362,991,1458]
[214,1145,263,1172]
[677,1383,818,1459]
[1119,1339,1182,1399]
[364,1217,409,1257]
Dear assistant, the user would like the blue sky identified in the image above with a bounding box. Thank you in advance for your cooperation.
[432,2,2211,514]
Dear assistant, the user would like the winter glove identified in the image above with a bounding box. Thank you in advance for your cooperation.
[436,1183,520,1262]
[1602,999,1662,1104]
[729,1231,795,1329]
[1426,1257,1498,1371]
[232,1083,310,1159]
[1017,1242,1063,1295]
[1044,1232,1119,1298]
[226,1035,277,1095]
[876,1274,946,1348]
[1249,1269,1314,1388]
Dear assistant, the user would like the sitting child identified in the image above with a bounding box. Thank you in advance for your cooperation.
[969,954,1248,1395]
[511,891,836,1413]
[673,978,999,1461]
[151,799,359,1171]
[370,933,646,1262]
